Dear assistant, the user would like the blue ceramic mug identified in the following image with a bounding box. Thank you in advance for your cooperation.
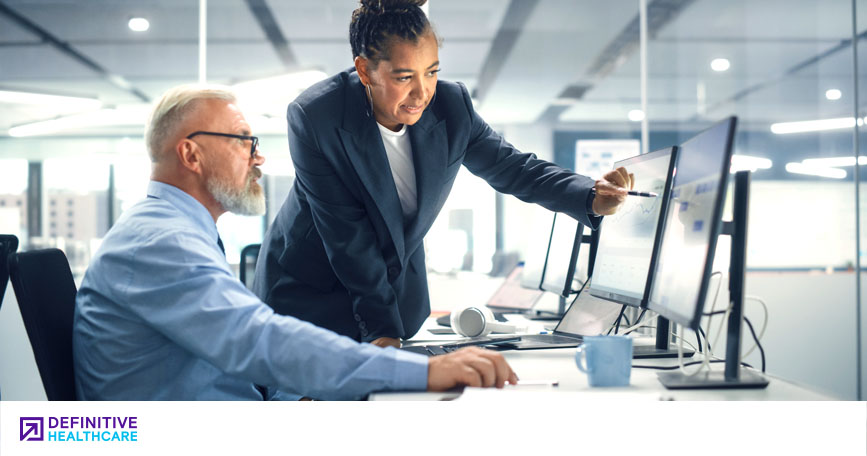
[575,335,633,387]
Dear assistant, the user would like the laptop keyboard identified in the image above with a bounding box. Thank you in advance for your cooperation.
[518,334,582,344]
[401,335,522,356]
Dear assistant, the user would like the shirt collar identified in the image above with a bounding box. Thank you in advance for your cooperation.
[146,180,219,244]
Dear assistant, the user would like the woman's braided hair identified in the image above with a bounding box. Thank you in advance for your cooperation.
[349,0,434,67]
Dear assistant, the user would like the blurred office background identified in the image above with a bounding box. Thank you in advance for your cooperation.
[1,0,866,400]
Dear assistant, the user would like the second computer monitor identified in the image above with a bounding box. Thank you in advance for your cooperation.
[588,146,677,308]
[647,117,738,330]
[539,212,584,297]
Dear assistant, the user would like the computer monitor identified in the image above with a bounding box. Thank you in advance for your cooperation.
[539,212,584,297]
[588,146,677,308]
[520,207,556,290]
[647,118,736,330]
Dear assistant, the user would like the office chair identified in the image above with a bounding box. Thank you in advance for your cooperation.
[0,234,19,310]
[239,243,261,288]
[8,248,78,401]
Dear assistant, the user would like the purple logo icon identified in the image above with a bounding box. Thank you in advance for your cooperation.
[20,417,44,441]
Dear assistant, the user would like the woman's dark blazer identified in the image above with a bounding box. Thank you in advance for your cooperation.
[252,68,600,342]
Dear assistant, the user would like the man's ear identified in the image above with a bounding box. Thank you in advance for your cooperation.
[176,139,203,175]
[354,56,372,86]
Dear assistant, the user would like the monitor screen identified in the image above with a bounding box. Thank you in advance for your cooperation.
[540,213,583,296]
[647,117,737,330]
[588,147,677,307]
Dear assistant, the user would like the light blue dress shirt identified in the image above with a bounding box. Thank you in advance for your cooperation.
[73,181,428,400]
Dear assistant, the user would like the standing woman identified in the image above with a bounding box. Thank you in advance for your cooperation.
[253,0,632,348]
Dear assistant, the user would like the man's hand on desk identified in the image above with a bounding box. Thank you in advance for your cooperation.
[370,337,401,349]
[427,347,519,391]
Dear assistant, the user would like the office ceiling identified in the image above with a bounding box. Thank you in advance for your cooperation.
[0,0,864,138]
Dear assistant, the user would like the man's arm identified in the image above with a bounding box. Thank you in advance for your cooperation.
[115,230,423,400]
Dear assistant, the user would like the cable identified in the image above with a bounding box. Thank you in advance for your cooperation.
[621,314,658,336]
[671,327,700,353]
[743,316,766,373]
[704,272,729,358]
[611,305,626,335]
[633,309,647,326]
[742,295,768,359]
[703,295,768,372]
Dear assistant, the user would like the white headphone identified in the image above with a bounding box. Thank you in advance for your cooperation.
[450,306,525,338]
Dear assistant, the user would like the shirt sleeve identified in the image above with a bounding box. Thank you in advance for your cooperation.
[455,82,601,230]
[112,229,428,400]
[286,102,405,341]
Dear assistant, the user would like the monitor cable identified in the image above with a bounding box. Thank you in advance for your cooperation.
[702,298,767,373]
[742,296,768,361]
[609,305,627,335]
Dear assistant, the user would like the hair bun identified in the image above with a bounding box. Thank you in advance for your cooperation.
[360,0,427,13]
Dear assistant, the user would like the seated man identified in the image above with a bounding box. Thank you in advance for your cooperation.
[72,84,517,400]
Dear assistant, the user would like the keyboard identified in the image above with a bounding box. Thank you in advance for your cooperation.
[401,335,522,356]
[518,334,582,344]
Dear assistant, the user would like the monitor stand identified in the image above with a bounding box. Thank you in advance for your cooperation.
[656,171,769,389]
[633,317,694,359]
[657,369,769,389]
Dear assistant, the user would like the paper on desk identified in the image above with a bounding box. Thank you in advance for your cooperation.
[457,387,665,402]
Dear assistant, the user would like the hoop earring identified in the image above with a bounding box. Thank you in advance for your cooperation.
[365,85,373,118]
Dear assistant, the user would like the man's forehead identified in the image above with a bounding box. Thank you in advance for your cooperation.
[197,99,250,132]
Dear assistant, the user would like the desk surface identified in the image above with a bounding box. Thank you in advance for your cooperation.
[371,315,835,401]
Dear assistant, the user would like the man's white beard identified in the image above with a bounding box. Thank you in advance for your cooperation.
[207,168,265,216]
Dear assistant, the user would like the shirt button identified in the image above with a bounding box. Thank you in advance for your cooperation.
[354,314,362,322]
[360,329,369,337]
[387,267,399,277]
[359,322,366,329]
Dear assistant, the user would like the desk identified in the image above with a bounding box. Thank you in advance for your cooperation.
[371,316,834,401]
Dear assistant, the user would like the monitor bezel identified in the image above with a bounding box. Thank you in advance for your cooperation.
[645,117,738,330]
[587,146,678,309]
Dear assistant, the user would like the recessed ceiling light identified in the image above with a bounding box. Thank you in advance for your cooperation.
[128,17,149,32]
[710,58,730,72]
[627,109,645,122]
[825,89,842,101]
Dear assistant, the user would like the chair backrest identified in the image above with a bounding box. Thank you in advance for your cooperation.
[8,248,77,401]
[239,243,261,288]
[0,234,19,310]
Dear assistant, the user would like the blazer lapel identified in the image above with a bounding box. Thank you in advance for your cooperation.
[406,109,448,241]
[337,76,406,264]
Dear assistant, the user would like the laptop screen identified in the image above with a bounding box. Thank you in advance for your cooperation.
[554,284,624,337]
[486,265,543,311]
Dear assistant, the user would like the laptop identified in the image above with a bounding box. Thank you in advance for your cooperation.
[400,335,522,356]
[497,280,623,350]
[433,264,544,330]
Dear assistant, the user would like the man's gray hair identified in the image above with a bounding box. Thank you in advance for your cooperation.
[145,84,236,162]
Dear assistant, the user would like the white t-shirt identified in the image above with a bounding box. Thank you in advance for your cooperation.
[377,122,418,219]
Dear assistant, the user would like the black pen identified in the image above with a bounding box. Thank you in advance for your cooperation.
[627,190,658,197]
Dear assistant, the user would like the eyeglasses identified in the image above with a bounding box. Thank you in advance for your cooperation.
[186,131,259,158]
